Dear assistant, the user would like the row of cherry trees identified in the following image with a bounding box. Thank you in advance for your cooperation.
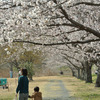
[0,0,100,86]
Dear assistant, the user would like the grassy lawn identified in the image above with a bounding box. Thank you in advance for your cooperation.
[62,75,100,100]
[0,75,100,100]
[0,77,48,100]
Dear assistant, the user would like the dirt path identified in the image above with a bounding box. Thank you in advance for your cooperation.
[43,79,75,100]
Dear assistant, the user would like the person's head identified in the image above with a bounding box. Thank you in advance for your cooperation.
[21,68,28,76]
[34,86,39,92]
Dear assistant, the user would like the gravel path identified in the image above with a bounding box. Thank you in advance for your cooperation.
[43,80,75,100]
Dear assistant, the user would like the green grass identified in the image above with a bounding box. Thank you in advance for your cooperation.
[62,74,100,100]
[92,74,97,83]
[0,77,48,100]
[0,75,99,100]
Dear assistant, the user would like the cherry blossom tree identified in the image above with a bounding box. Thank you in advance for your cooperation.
[0,0,100,85]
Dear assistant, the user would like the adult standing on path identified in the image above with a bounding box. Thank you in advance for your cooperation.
[16,69,29,100]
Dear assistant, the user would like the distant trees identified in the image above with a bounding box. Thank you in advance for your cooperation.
[0,43,45,80]
[19,50,44,80]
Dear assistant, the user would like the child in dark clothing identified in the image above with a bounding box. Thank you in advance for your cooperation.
[29,86,42,100]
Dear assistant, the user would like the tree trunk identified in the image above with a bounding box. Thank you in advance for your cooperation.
[77,68,81,79]
[81,62,86,80]
[83,61,92,83]
[85,65,92,83]
[80,69,85,80]
[72,70,75,77]
[95,73,100,87]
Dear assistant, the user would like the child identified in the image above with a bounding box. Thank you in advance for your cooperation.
[29,86,42,100]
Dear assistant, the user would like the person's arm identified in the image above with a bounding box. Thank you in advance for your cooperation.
[16,77,21,93]
[28,93,36,98]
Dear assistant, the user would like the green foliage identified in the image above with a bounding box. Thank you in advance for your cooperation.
[19,62,35,80]
[18,50,44,80]
[20,51,34,62]
[0,46,7,64]
[13,66,18,72]
[19,50,43,65]
[0,44,18,64]
[0,43,44,79]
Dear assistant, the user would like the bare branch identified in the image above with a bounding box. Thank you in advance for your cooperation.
[48,23,76,27]
[13,39,100,46]
[54,29,81,37]
[69,2,100,8]
[50,16,64,19]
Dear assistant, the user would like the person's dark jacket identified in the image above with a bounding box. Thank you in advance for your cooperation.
[16,75,29,93]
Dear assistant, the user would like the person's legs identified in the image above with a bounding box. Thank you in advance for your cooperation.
[19,93,24,100]
[23,93,28,100]
[19,93,28,100]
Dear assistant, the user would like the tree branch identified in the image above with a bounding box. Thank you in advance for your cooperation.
[63,56,81,69]
[53,0,100,38]
[69,2,100,8]
[60,7,100,38]
[53,29,80,37]
[48,23,76,27]
[13,39,100,46]
[62,53,80,62]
